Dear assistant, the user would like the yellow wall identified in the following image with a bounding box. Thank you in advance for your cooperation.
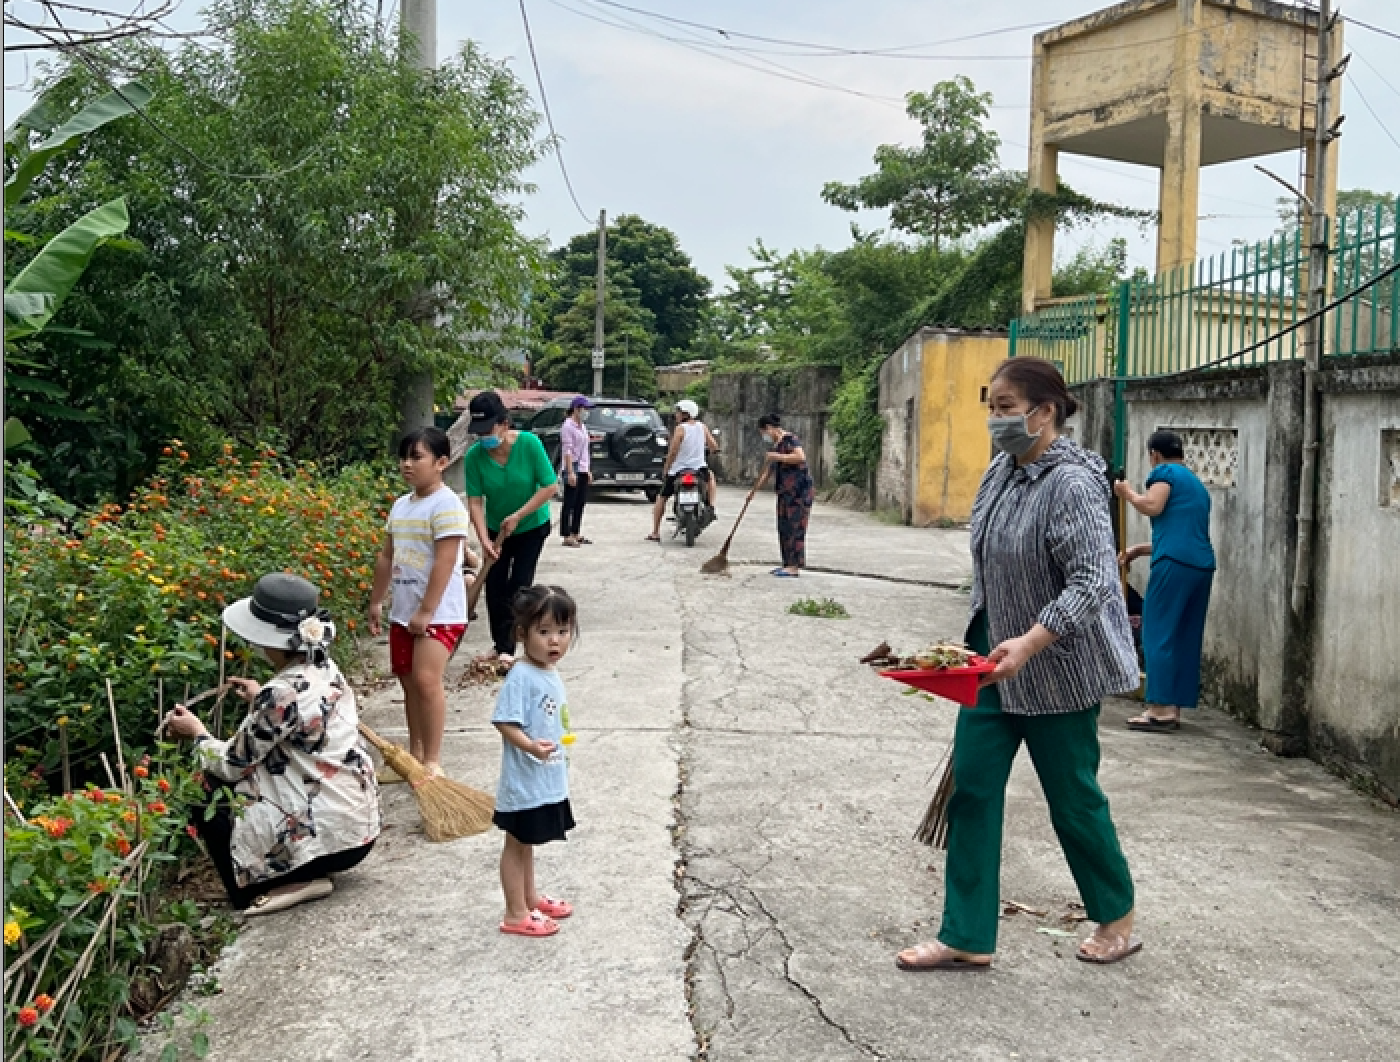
[913,334,1009,525]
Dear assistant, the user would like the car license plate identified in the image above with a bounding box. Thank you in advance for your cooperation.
[616,472,645,482]
[679,490,700,505]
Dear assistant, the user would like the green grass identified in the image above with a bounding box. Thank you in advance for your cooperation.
[873,507,906,526]
[788,596,850,619]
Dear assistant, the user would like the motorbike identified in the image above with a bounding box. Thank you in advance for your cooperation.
[671,469,716,547]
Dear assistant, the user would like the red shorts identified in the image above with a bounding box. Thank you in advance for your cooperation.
[389,623,467,676]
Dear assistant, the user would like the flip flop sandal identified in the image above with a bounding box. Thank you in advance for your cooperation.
[895,942,992,972]
[1126,715,1180,732]
[645,534,660,542]
[500,911,559,937]
[578,537,593,545]
[771,569,800,578]
[534,896,573,919]
[563,540,581,548]
[246,878,334,917]
[1076,933,1143,965]
[375,767,405,785]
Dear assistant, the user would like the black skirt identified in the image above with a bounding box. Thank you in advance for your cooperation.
[493,799,575,845]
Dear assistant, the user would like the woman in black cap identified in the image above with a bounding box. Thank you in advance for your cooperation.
[461,390,559,664]
[164,574,380,915]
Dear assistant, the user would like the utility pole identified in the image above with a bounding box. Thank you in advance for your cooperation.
[1290,0,1343,617]
[592,209,606,397]
[397,0,437,435]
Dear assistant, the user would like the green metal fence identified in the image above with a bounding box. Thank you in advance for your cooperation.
[1010,196,1400,384]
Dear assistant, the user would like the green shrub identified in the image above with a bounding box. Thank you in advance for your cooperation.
[4,760,208,1059]
[4,442,395,788]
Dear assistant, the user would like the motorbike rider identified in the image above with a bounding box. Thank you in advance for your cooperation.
[647,399,718,542]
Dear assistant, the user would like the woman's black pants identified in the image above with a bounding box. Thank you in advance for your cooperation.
[485,522,550,655]
[191,801,375,910]
[560,473,590,538]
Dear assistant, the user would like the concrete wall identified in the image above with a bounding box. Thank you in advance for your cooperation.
[1074,357,1400,800]
[876,329,1009,525]
[914,332,1007,524]
[1309,363,1400,793]
[875,335,921,520]
[707,366,839,488]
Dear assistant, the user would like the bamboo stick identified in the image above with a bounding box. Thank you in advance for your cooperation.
[104,679,129,792]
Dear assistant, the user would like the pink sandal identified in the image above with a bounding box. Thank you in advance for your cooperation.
[500,911,559,937]
[534,895,573,919]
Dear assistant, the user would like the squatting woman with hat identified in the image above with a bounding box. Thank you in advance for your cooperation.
[163,573,380,915]
[897,359,1141,972]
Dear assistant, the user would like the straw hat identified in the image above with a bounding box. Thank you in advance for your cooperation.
[222,573,334,655]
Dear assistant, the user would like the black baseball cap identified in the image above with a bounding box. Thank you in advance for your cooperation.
[468,391,509,434]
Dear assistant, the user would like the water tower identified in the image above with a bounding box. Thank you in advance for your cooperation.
[1022,0,1341,313]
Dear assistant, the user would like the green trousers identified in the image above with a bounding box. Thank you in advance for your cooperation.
[937,614,1135,955]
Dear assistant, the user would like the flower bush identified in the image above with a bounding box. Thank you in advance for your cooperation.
[4,442,396,783]
[4,760,207,1059]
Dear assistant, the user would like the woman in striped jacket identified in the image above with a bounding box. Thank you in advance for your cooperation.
[898,358,1142,972]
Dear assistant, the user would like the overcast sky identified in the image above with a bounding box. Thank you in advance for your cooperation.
[6,0,1400,287]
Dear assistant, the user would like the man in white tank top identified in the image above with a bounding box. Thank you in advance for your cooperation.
[647,399,718,541]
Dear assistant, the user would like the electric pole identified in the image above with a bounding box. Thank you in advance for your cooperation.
[592,209,607,397]
[1290,0,1342,616]
[397,0,437,436]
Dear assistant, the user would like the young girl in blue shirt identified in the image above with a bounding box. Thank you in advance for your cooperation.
[491,585,579,937]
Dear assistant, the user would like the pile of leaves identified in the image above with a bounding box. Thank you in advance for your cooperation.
[787,597,850,619]
[4,442,395,786]
[860,641,976,671]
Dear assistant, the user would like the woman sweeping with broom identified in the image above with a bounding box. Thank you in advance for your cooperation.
[896,359,1142,972]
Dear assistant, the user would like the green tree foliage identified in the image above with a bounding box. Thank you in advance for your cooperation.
[5,0,543,502]
[533,280,658,399]
[821,77,1022,249]
[542,213,710,365]
[1051,238,1135,298]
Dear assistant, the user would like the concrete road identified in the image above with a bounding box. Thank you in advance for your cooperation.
[180,486,1399,1062]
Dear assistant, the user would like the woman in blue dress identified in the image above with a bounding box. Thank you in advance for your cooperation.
[1114,430,1216,732]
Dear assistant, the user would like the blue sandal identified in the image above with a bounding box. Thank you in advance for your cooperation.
[771,568,800,578]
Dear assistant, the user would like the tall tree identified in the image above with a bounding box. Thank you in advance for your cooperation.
[821,77,1021,249]
[545,214,710,364]
[6,0,543,499]
[534,280,657,398]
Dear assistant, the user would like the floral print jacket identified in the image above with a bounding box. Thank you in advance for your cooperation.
[196,659,380,886]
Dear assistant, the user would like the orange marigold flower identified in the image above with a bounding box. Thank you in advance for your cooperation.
[17,1006,39,1028]
[114,837,132,857]
[148,801,168,815]
[87,879,110,894]
[106,793,123,805]
[157,778,171,794]
[122,810,137,824]
[133,765,149,779]
[162,447,173,456]
[34,995,54,1014]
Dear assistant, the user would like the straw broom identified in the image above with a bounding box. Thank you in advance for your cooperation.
[914,743,955,850]
[357,723,494,841]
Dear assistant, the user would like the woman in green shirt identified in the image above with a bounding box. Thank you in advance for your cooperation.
[462,391,558,664]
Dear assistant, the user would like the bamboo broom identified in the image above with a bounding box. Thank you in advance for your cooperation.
[914,743,955,850]
[358,723,493,842]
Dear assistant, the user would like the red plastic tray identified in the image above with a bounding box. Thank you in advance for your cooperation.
[879,656,996,706]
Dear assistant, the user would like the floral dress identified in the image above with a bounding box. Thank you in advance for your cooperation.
[196,659,380,887]
[774,432,814,568]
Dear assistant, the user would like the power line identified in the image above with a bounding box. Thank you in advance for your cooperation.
[19,1,322,182]
[549,0,906,106]
[517,0,593,225]
[1345,14,1400,45]
[585,1,1055,58]
[1352,48,1400,104]
[1345,71,1400,155]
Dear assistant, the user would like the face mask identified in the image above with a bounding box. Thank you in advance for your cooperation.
[479,433,503,450]
[987,408,1043,457]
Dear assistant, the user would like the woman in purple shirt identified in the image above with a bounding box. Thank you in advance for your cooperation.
[559,396,593,547]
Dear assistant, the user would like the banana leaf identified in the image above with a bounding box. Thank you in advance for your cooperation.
[4,197,129,340]
[4,81,153,209]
